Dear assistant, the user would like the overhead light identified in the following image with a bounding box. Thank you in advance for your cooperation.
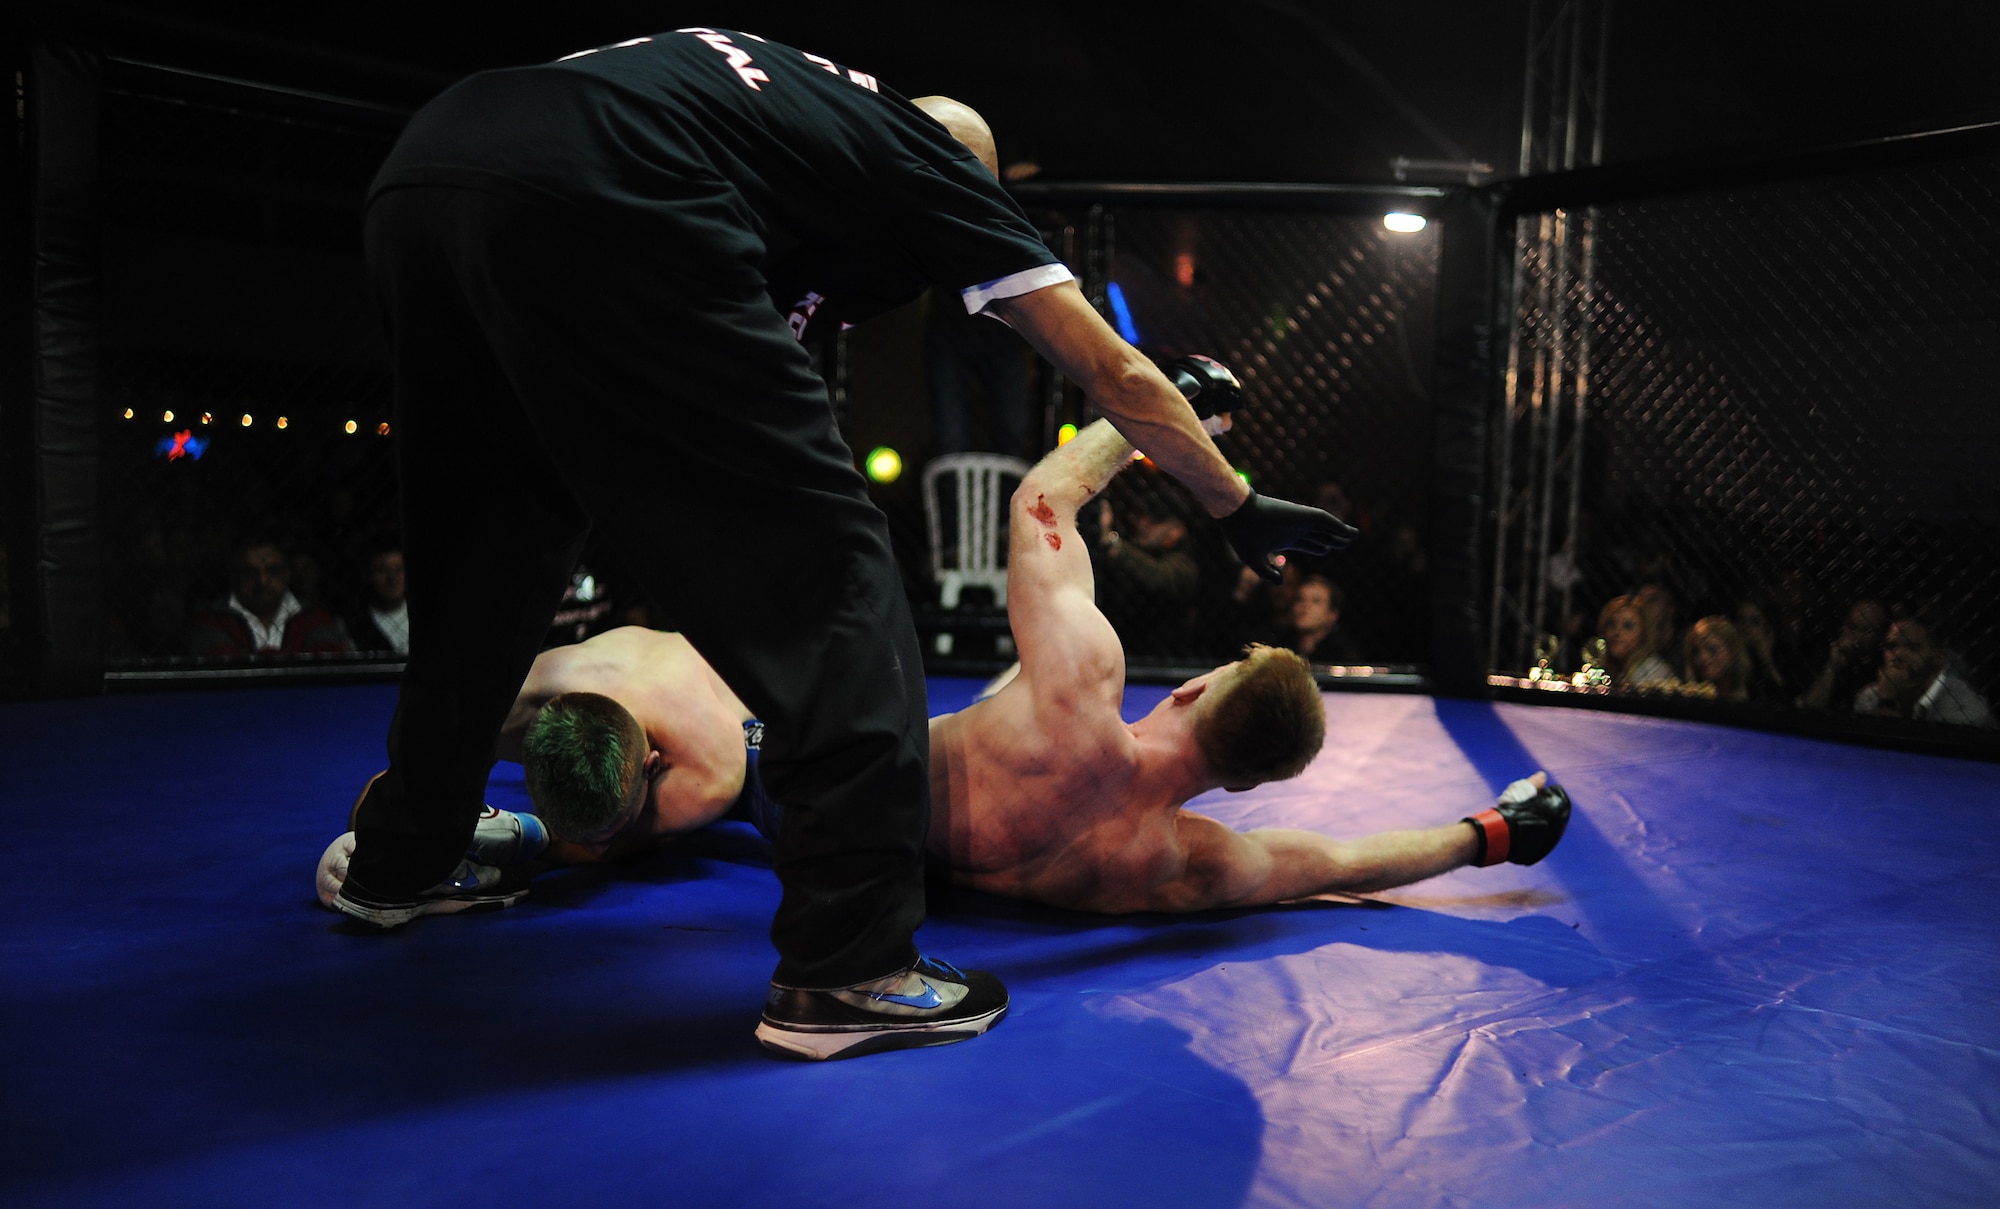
[1383,212,1428,233]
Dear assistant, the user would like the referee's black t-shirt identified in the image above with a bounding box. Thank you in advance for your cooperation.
[372,27,1066,325]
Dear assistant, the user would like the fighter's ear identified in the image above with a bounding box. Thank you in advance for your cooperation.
[1169,676,1210,704]
[641,749,666,778]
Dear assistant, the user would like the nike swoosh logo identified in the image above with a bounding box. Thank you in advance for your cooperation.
[871,979,943,1010]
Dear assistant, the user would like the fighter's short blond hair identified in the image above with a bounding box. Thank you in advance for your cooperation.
[1192,645,1326,787]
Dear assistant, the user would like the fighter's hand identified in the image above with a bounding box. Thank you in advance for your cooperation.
[1463,771,1572,867]
[315,832,356,907]
[1218,491,1358,582]
[1160,354,1244,437]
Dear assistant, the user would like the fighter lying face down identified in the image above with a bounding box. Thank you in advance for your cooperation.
[318,421,1569,915]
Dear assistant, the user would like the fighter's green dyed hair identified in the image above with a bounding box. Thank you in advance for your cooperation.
[522,692,646,842]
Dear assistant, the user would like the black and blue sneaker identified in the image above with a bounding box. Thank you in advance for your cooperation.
[331,859,531,928]
[755,955,1009,1060]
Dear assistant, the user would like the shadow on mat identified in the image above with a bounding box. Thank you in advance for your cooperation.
[937,881,1622,991]
[6,834,1264,1209]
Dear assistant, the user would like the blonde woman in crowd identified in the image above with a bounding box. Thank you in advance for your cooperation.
[1597,594,1673,690]
[1684,615,1753,701]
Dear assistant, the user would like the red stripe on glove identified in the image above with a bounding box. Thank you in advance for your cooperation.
[1468,808,1511,866]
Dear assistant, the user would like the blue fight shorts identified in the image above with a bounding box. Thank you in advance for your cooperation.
[725,720,784,842]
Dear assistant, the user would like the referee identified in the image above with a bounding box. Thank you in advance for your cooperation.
[339,26,1345,1060]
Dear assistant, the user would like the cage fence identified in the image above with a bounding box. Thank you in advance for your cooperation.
[863,200,1443,674]
[97,73,403,665]
[44,47,2000,753]
[1488,149,2000,734]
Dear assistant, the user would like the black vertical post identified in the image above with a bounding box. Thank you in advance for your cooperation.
[1427,187,1508,696]
[17,39,104,696]
[0,27,31,695]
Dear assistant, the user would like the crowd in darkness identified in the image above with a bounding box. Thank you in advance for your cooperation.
[78,438,1997,735]
[1081,465,1994,731]
[1092,467,1431,671]
[78,332,1993,734]
[104,519,647,663]
[1536,528,1996,729]
[1578,584,1993,727]
[96,441,660,663]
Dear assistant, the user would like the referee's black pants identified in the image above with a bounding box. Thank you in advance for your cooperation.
[351,186,929,988]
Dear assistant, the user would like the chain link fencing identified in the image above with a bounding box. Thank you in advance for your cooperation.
[861,195,1443,677]
[61,52,2000,753]
[1488,146,2000,740]
[97,70,405,667]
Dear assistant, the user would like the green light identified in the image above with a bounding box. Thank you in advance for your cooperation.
[1234,467,1253,488]
[1057,423,1078,445]
[865,446,903,484]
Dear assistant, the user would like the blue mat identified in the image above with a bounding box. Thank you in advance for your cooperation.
[3,681,1996,1207]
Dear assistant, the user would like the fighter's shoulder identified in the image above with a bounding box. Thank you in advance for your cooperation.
[998,655,1127,729]
[583,624,684,653]
[961,675,1114,759]
[525,627,663,695]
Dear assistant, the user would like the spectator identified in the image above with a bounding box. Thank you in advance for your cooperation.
[1733,598,1806,703]
[1854,616,1994,727]
[1312,480,1359,529]
[1683,615,1753,702]
[1596,594,1672,690]
[1095,496,1200,656]
[1286,574,1362,665]
[1287,480,1365,581]
[184,536,354,657]
[925,289,1033,460]
[1208,558,1295,659]
[1797,597,1888,713]
[346,546,410,656]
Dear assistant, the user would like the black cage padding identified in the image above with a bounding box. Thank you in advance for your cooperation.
[22,39,106,696]
[1427,189,1502,697]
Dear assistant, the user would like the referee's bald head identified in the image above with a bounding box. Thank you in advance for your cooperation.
[912,96,998,178]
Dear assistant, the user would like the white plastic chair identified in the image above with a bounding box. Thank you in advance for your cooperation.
[922,453,1031,610]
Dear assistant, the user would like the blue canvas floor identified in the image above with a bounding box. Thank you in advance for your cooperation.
[4,679,1998,1207]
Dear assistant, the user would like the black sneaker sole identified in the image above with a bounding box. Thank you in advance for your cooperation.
[754,1000,1009,1060]
[332,864,530,928]
[755,961,1009,1060]
[332,886,528,928]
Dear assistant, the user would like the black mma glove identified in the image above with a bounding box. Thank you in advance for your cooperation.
[1159,354,1244,435]
[1218,490,1358,582]
[1464,777,1572,866]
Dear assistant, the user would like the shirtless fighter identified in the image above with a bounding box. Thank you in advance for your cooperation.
[320,421,1569,914]
[923,416,1569,911]
[316,625,767,901]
